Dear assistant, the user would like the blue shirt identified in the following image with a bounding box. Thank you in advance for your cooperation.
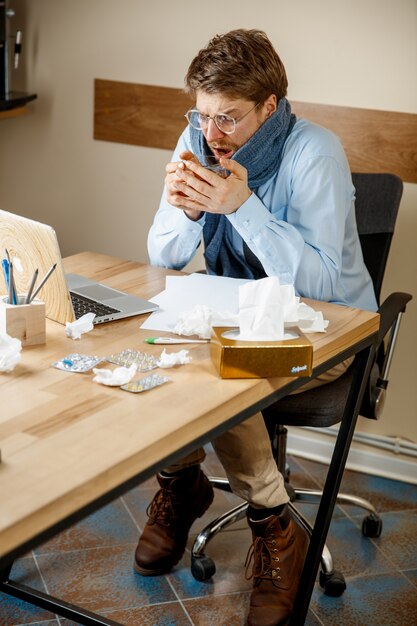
[148,119,377,312]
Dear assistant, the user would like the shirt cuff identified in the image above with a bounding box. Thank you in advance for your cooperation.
[227,193,270,236]
[179,209,205,230]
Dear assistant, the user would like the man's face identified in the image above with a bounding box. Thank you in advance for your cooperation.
[195,91,276,161]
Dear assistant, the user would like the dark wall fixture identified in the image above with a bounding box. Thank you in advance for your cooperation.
[0,0,36,111]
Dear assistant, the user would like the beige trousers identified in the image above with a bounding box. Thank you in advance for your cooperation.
[165,357,353,508]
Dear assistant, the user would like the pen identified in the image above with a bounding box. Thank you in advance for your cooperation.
[145,337,210,345]
[2,259,16,304]
[2,258,10,292]
[29,263,57,303]
[25,268,39,304]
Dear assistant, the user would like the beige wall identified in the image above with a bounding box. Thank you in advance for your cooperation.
[1,0,416,446]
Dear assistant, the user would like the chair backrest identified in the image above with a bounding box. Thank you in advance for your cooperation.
[352,173,404,418]
[352,173,403,303]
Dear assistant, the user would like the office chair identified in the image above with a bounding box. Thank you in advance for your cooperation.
[190,173,413,600]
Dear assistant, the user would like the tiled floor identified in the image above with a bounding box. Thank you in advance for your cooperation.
[1,447,417,626]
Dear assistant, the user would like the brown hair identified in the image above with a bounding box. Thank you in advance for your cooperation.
[185,29,288,103]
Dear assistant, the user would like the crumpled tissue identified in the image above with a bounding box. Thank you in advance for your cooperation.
[174,305,213,339]
[66,312,96,340]
[0,332,22,372]
[92,363,137,386]
[174,305,238,339]
[157,349,192,368]
[295,302,329,333]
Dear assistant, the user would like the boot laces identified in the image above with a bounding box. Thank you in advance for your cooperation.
[146,487,176,527]
[245,527,282,586]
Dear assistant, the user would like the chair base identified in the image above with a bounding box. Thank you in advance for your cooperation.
[190,477,382,593]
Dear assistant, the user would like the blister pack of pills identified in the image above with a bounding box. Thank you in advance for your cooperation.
[106,349,159,372]
[121,374,171,393]
[52,353,104,373]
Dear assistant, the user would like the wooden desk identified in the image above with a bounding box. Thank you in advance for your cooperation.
[0,252,380,624]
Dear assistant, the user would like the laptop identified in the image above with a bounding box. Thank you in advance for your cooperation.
[0,209,159,325]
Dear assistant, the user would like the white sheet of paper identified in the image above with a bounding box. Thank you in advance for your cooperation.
[140,273,251,333]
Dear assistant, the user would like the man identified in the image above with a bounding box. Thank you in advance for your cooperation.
[136,29,377,626]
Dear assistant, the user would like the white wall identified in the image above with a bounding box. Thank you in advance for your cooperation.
[1,0,416,449]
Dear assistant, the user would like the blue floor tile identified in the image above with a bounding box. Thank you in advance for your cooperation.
[403,568,417,587]
[310,571,417,625]
[369,509,417,570]
[34,500,140,555]
[324,515,390,578]
[36,544,177,614]
[0,557,56,625]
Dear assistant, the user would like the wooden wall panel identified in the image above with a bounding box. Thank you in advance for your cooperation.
[291,101,417,183]
[94,79,192,151]
[94,79,417,183]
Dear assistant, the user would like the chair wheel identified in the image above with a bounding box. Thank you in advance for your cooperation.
[319,570,346,597]
[362,513,383,537]
[191,555,216,581]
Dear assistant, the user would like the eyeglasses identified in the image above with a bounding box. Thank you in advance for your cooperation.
[184,102,259,135]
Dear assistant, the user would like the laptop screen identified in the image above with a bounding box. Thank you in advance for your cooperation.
[0,209,75,324]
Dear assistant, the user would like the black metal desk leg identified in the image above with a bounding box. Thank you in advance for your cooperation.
[289,343,376,625]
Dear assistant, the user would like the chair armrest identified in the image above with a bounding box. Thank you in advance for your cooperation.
[377,291,412,343]
[360,291,412,420]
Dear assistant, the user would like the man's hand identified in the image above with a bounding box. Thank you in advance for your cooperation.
[165,151,204,221]
[165,151,252,219]
[175,156,252,216]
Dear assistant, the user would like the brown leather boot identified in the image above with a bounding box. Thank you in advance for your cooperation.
[134,466,214,575]
[245,508,309,626]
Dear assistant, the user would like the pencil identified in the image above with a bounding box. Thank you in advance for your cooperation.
[25,268,39,304]
[29,263,57,303]
[8,262,15,304]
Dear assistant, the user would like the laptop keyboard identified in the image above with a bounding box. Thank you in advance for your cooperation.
[70,292,121,319]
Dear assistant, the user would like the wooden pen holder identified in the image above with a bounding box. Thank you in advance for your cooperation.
[0,296,46,346]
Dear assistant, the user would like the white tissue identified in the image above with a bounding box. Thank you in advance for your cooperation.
[0,332,22,372]
[174,305,238,339]
[237,276,286,341]
[295,303,329,333]
[66,312,96,340]
[174,305,213,339]
[280,284,300,323]
[157,349,192,368]
[92,363,137,386]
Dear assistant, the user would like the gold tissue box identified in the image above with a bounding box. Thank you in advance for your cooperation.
[211,327,313,379]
